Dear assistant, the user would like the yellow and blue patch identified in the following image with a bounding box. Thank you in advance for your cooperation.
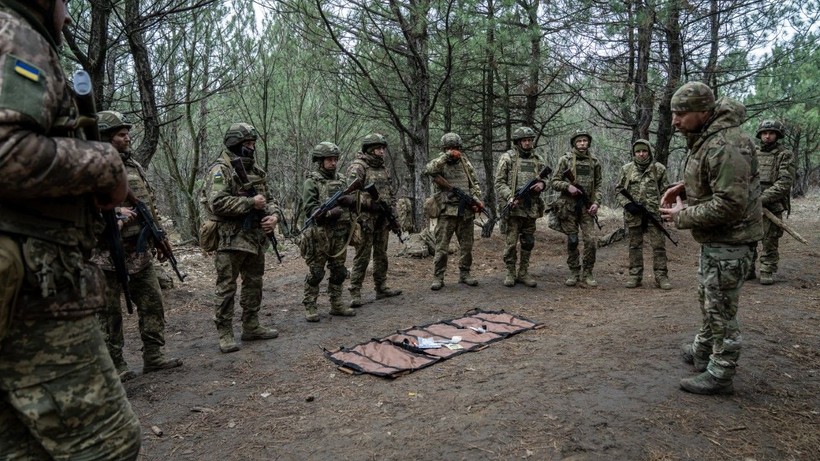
[14,59,40,82]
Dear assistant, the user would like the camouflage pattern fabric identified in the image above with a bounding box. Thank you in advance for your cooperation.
[757,211,784,274]
[0,4,140,459]
[432,215,474,279]
[626,225,668,279]
[502,216,536,269]
[213,250,265,329]
[754,142,795,274]
[425,151,482,218]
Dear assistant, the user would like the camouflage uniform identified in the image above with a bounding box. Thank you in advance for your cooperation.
[346,134,402,306]
[203,124,280,353]
[0,2,140,458]
[615,139,670,288]
[301,142,356,321]
[752,120,795,284]
[494,127,547,287]
[549,131,603,286]
[425,133,483,289]
[669,82,763,394]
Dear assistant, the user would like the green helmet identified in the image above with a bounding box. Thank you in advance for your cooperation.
[311,141,341,160]
[440,132,462,149]
[756,119,785,140]
[223,123,258,149]
[670,82,715,113]
[361,133,388,152]
[512,127,536,142]
[97,111,133,133]
[570,129,592,147]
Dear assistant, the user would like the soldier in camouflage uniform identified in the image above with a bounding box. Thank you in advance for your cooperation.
[660,82,762,395]
[203,123,280,353]
[549,130,603,287]
[615,139,672,290]
[91,111,182,381]
[750,120,795,285]
[494,127,548,288]
[301,142,358,321]
[425,132,483,290]
[346,133,402,307]
[0,1,141,458]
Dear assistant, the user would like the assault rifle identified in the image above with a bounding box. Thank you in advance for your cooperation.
[73,70,134,314]
[362,184,405,243]
[561,169,602,230]
[229,157,283,263]
[500,165,552,217]
[127,190,188,280]
[431,175,492,221]
[619,188,678,246]
[301,177,364,233]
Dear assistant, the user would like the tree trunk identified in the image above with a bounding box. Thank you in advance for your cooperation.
[655,2,682,167]
[125,0,160,167]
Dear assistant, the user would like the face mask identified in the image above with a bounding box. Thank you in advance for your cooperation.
[239,145,255,158]
[446,150,462,163]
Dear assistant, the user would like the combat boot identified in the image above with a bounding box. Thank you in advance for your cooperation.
[375,284,402,299]
[516,251,537,287]
[565,272,580,287]
[759,271,774,285]
[681,343,708,372]
[680,371,734,395]
[349,288,363,308]
[582,271,598,288]
[430,277,444,291]
[304,303,319,322]
[503,268,516,287]
[217,326,239,353]
[329,304,357,317]
[745,264,756,281]
[625,277,641,288]
[113,359,137,382]
[655,276,672,290]
[241,315,279,341]
[143,349,183,374]
[329,283,356,317]
[459,271,479,286]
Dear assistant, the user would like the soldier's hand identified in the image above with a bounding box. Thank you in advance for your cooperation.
[661,182,685,208]
[471,200,485,212]
[660,197,685,223]
[530,180,545,193]
[261,215,278,233]
[567,185,581,197]
[95,167,129,210]
[588,203,599,216]
[623,202,642,215]
[510,197,520,209]
[117,207,137,224]
[337,194,356,208]
[252,194,267,210]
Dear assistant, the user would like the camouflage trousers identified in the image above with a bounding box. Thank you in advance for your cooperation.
[690,243,754,381]
[433,214,474,279]
[213,250,265,328]
[349,223,390,291]
[303,226,349,306]
[566,212,597,274]
[503,216,537,269]
[0,316,141,460]
[627,224,668,279]
[755,211,784,274]
[99,263,167,366]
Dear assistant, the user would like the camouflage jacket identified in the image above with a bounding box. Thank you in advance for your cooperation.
[347,151,393,228]
[757,142,795,214]
[615,140,668,228]
[203,152,280,255]
[494,147,547,219]
[676,97,763,245]
[424,152,482,218]
[302,167,352,227]
[550,149,603,211]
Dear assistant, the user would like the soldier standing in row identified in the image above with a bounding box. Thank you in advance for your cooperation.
[549,130,603,287]
[494,127,548,288]
[661,82,762,395]
[301,142,358,321]
[751,120,795,285]
[346,133,402,307]
[93,111,182,380]
[203,123,280,353]
[0,0,141,458]
[615,139,672,290]
[425,133,484,290]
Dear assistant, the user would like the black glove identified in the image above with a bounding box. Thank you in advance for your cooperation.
[624,202,642,215]
[317,207,343,224]
[336,194,356,209]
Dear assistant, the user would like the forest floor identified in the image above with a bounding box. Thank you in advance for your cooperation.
[124,195,819,461]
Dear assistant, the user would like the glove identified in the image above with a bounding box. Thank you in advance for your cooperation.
[336,194,356,208]
[317,207,343,224]
[624,202,642,215]
[471,200,485,213]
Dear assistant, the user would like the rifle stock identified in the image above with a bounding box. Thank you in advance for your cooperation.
[229,157,284,263]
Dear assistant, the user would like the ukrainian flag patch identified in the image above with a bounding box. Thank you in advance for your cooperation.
[14,59,40,82]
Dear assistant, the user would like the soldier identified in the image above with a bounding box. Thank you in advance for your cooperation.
[93,111,183,381]
[750,120,795,285]
[549,129,603,287]
[494,126,548,287]
[660,82,762,395]
[0,1,141,459]
[346,133,402,307]
[615,139,672,290]
[301,142,358,321]
[425,132,484,290]
[203,123,280,353]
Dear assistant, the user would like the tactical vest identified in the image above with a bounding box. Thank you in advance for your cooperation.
[209,157,270,224]
[309,171,351,225]
[570,153,597,194]
[508,150,545,216]
[439,159,473,204]
[120,157,156,240]
[353,160,393,203]
[757,147,779,186]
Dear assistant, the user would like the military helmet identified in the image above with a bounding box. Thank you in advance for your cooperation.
[756,119,785,139]
[570,129,593,147]
[512,127,536,142]
[440,132,462,149]
[361,133,388,152]
[670,82,715,113]
[97,111,133,133]
[311,141,341,160]
[223,123,258,149]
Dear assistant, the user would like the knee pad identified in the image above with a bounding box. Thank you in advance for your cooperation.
[567,234,579,247]
[305,267,325,287]
[520,234,535,251]
[328,268,346,285]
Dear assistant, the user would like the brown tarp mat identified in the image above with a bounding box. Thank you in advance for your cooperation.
[324,309,543,378]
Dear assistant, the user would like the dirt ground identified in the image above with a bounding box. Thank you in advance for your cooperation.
[123,196,819,461]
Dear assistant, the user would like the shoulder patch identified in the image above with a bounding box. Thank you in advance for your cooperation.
[13,59,40,82]
[1,54,48,128]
